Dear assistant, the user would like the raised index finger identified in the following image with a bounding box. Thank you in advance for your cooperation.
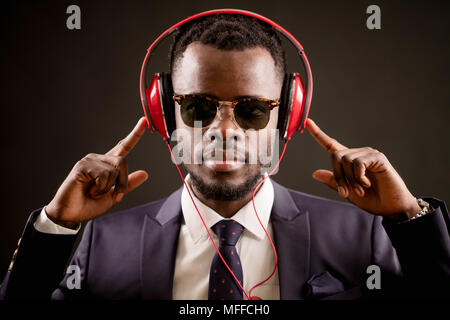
[106,117,148,157]
[306,118,347,153]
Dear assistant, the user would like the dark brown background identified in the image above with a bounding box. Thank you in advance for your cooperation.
[1,0,449,277]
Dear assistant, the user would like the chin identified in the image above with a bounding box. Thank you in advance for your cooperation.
[184,164,263,201]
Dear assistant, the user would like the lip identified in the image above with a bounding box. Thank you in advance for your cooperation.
[204,159,245,172]
[203,149,246,172]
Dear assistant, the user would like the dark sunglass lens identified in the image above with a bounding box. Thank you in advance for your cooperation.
[180,96,217,127]
[234,100,271,130]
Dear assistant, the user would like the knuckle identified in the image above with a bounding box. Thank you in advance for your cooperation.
[331,150,341,161]
[74,159,84,169]
[118,139,131,153]
[115,156,126,167]
[378,152,387,161]
[85,166,95,176]
[326,139,337,152]
[74,158,89,171]
[342,154,353,164]
[353,157,364,167]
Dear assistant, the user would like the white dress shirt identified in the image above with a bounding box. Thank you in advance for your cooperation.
[34,176,280,300]
[34,208,80,234]
[173,175,279,300]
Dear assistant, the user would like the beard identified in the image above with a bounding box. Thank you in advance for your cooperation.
[186,165,264,202]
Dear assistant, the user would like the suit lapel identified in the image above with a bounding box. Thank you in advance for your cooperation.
[271,181,311,299]
[139,181,311,300]
[140,187,182,299]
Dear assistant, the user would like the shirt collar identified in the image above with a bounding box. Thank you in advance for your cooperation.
[181,174,274,243]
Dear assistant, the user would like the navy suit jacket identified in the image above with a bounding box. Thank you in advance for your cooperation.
[1,181,449,299]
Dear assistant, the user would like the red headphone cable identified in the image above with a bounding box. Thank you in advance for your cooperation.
[167,140,288,300]
[248,140,288,299]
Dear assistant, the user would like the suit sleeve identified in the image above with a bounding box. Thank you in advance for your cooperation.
[51,218,94,300]
[370,198,450,299]
[0,208,79,299]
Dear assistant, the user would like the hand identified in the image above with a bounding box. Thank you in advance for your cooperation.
[306,118,421,219]
[45,117,149,228]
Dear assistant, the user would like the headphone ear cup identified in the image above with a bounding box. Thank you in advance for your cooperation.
[281,73,306,141]
[277,73,295,139]
[143,73,171,141]
[159,72,175,137]
[141,75,155,134]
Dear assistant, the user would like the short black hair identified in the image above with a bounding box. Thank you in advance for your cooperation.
[169,13,287,80]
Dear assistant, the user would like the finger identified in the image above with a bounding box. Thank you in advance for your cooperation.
[89,164,110,196]
[340,149,368,197]
[124,170,149,195]
[353,158,372,188]
[346,147,376,188]
[93,154,129,195]
[110,170,148,203]
[306,118,347,153]
[312,169,337,190]
[114,159,128,194]
[106,117,147,157]
[330,150,349,198]
[353,150,388,179]
[85,161,117,198]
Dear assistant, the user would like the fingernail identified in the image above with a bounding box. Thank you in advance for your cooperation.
[362,178,371,188]
[115,193,124,202]
[355,185,364,197]
[338,186,346,198]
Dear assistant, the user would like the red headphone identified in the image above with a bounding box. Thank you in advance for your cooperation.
[139,9,313,300]
[139,8,313,141]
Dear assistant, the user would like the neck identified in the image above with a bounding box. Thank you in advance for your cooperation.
[188,178,264,218]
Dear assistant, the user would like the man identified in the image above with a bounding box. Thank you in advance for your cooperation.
[1,13,449,300]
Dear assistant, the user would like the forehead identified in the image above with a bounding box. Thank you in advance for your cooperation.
[172,42,282,100]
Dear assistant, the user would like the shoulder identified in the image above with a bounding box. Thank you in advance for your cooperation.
[274,180,375,228]
[98,198,165,224]
[86,192,175,236]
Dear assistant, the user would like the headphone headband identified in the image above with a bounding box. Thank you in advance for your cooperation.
[140,8,313,135]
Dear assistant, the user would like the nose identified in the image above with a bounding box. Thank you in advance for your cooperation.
[204,103,245,145]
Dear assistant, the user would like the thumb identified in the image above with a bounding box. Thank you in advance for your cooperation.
[312,169,337,190]
[113,170,149,202]
[125,170,149,194]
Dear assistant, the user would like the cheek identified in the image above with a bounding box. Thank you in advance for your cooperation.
[245,110,280,165]
[174,106,205,163]
[263,110,280,156]
[268,109,279,130]
[263,109,279,144]
[174,104,183,128]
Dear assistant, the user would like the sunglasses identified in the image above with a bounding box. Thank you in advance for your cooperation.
[173,94,280,130]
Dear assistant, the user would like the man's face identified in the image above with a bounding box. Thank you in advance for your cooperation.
[172,42,282,201]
